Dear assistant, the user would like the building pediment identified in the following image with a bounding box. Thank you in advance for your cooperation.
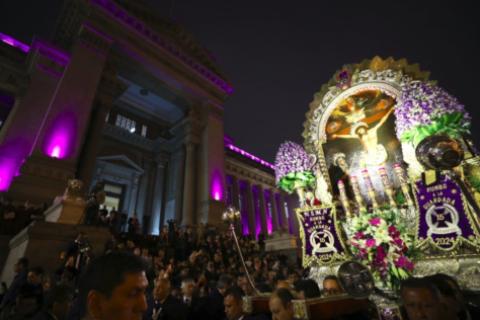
[97,154,144,174]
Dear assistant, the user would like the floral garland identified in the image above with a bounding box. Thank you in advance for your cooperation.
[274,141,315,193]
[344,208,416,290]
[395,81,471,146]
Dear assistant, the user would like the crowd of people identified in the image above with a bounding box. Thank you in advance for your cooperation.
[0,198,45,236]
[1,207,480,319]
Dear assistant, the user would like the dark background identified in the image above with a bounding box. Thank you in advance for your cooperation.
[1,0,478,163]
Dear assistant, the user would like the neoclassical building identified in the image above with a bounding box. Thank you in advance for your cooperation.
[0,0,297,236]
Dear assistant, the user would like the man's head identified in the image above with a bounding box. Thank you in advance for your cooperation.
[425,274,465,319]
[269,288,295,320]
[78,252,149,320]
[14,257,29,273]
[322,275,343,296]
[217,274,233,296]
[294,279,321,299]
[27,267,44,286]
[400,277,448,320]
[153,277,171,302]
[224,287,245,320]
[237,275,253,296]
[181,278,195,298]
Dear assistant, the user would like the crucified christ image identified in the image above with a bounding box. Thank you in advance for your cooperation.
[331,107,395,166]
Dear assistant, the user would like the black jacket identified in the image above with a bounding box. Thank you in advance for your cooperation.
[152,295,187,320]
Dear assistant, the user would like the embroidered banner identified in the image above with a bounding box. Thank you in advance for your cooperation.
[297,206,347,266]
[416,173,477,250]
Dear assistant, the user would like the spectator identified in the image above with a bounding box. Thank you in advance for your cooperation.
[223,287,252,320]
[180,279,195,306]
[207,274,233,319]
[151,277,186,320]
[7,283,43,319]
[294,279,321,299]
[33,284,73,320]
[427,274,479,320]
[26,267,44,299]
[0,257,29,309]
[76,252,149,320]
[400,277,451,320]
[322,275,344,296]
[269,288,295,320]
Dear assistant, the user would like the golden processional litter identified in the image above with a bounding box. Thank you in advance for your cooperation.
[272,57,480,307]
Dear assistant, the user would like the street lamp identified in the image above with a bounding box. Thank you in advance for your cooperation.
[222,206,259,295]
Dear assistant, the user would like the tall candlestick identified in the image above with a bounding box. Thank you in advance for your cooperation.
[361,168,379,209]
[338,180,352,217]
[378,167,397,207]
[350,175,365,211]
[393,163,414,207]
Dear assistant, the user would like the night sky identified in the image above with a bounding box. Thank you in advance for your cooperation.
[1,0,478,163]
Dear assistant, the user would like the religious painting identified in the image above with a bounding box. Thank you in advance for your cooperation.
[322,88,403,199]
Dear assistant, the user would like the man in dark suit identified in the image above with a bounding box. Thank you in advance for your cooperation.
[0,257,29,310]
[152,277,186,320]
[224,287,266,320]
[208,274,234,320]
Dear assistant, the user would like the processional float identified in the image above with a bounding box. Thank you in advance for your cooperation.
[273,57,480,317]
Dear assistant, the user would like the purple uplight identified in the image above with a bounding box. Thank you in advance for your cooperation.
[0,32,30,53]
[0,139,29,191]
[239,182,250,235]
[253,186,262,238]
[225,143,275,170]
[43,112,77,159]
[0,157,17,191]
[211,170,224,201]
[264,190,273,234]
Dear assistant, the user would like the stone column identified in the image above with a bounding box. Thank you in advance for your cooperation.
[231,175,240,209]
[128,173,141,218]
[150,154,168,234]
[287,195,300,236]
[182,141,196,226]
[33,23,112,160]
[258,185,268,235]
[278,192,289,231]
[76,64,127,187]
[1,40,66,199]
[245,181,256,236]
[270,189,280,232]
[196,104,225,226]
[171,146,185,223]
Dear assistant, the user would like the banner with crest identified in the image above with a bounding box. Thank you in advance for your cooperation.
[415,173,480,252]
[296,206,348,267]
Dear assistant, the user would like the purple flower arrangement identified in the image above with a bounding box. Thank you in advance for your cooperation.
[274,141,315,193]
[395,81,471,145]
